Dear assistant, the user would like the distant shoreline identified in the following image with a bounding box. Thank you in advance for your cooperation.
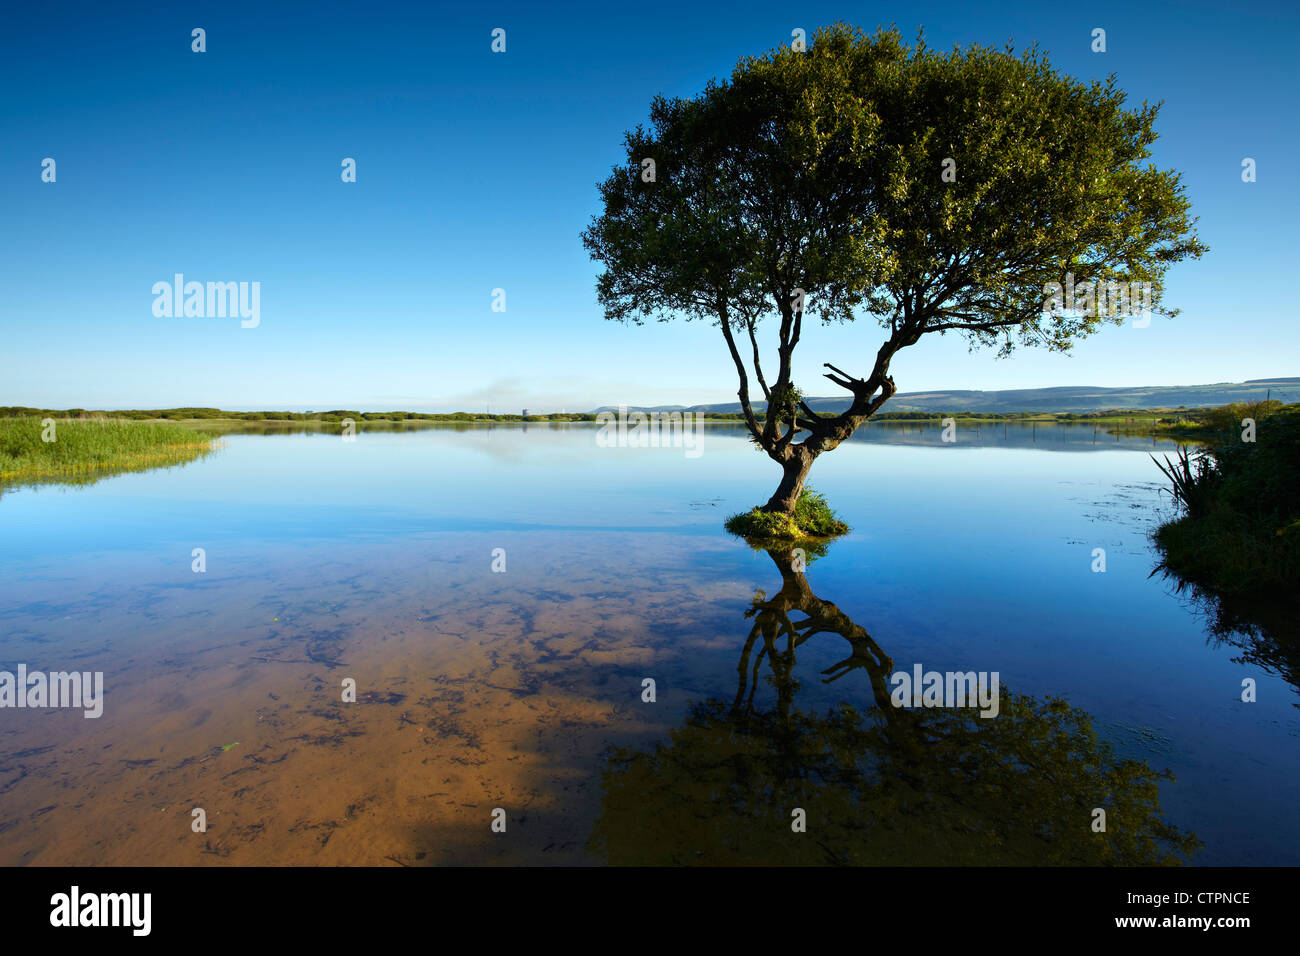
[0,406,1257,428]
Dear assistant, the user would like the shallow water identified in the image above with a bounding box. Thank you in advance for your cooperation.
[1,423,1296,865]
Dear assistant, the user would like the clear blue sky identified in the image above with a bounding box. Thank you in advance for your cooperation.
[2,0,1296,412]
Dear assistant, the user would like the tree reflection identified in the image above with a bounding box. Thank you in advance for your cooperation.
[590,548,1200,865]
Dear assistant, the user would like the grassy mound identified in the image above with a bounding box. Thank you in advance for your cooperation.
[0,417,218,488]
[724,487,849,543]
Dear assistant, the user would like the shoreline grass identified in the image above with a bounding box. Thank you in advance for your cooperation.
[0,417,219,488]
[1151,411,1299,605]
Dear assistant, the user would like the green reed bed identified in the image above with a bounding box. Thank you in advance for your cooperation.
[0,417,219,487]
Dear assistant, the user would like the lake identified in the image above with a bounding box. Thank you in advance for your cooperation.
[1,422,1296,865]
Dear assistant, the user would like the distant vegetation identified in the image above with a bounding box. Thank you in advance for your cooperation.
[0,406,749,425]
[1152,405,1299,605]
[0,406,607,424]
[1143,399,1299,439]
[872,409,1172,423]
[4,404,1280,427]
[0,418,217,488]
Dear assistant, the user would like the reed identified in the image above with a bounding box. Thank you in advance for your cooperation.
[0,417,218,487]
[1150,446,1218,518]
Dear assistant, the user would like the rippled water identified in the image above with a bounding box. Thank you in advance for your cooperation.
[1,423,1296,865]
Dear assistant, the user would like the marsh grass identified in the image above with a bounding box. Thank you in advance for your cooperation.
[0,417,219,488]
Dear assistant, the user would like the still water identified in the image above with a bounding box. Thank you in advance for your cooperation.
[1,423,1296,865]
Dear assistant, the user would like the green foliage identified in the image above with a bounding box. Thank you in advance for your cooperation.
[0,418,217,487]
[1154,412,1300,602]
[1201,399,1282,433]
[725,487,849,542]
[767,383,803,426]
[582,22,1205,353]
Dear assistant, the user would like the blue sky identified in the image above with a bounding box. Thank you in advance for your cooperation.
[2,0,1296,412]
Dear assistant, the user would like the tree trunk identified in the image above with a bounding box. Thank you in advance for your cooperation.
[761,453,814,514]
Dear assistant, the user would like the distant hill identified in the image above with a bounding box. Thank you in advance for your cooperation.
[597,378,1300,415]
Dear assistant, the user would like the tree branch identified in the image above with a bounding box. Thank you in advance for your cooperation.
[717,304,766,446]
[745,317,771,401]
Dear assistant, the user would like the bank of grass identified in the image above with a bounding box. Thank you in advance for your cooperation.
[0,417,218,487]
[725,487,849,544]
[1152,411,1300,602]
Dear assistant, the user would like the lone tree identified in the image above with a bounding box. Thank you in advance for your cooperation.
[582,24,1205,530]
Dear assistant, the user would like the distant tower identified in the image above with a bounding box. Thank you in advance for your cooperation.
[522,408,529,418]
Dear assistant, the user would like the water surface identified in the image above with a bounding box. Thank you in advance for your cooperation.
[1,423,1295,865]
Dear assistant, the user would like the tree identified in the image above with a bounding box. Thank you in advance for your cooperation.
[581,23,1206,522]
